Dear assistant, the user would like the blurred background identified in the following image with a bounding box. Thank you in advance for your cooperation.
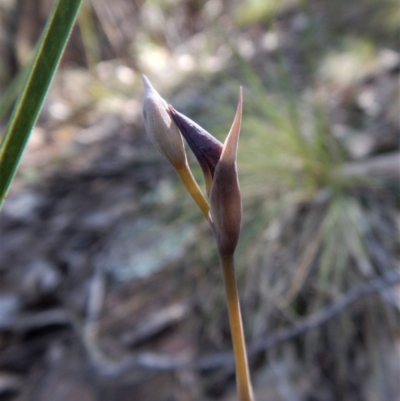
[0,0,399,400]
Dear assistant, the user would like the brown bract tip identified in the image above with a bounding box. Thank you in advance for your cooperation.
[209,88,243,256]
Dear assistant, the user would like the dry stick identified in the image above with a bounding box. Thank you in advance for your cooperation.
[0,308,70,331]
[220,253,254,401]
[83,270,400,377]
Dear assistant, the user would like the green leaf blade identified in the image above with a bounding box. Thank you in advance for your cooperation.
[0,0,83,207]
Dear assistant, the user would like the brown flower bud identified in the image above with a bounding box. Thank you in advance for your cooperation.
[142,75,187,170]
[209,88,243,256]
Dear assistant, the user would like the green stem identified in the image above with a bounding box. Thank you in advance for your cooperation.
[176,165,210,218]
[220,253,254,401]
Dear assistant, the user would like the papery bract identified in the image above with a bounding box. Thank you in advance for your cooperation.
[209,88,243,256]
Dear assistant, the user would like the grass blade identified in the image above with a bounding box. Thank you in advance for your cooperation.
[0,0,83,207]
[0,56,32,123]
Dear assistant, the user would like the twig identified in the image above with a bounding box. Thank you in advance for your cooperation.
[87,270,400,376]
[248,269,400,355]
[121,303,189,347]
[0,308,70,332]
[339,151,400,179]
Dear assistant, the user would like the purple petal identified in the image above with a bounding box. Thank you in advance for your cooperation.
[169,106,223,177]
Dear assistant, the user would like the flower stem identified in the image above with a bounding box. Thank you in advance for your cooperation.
[220,253,254,401]
[176,165,210,218]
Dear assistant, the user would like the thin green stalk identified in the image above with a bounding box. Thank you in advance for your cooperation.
[176,165,210,218]
[220,253,254,401]
[0,0,83,207]
[78,0,100,72]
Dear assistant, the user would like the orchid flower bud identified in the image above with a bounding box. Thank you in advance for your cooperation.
[169,88,243,256]
[142,75,187,170]
[209,88,243,256]
[168,105,223,196]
